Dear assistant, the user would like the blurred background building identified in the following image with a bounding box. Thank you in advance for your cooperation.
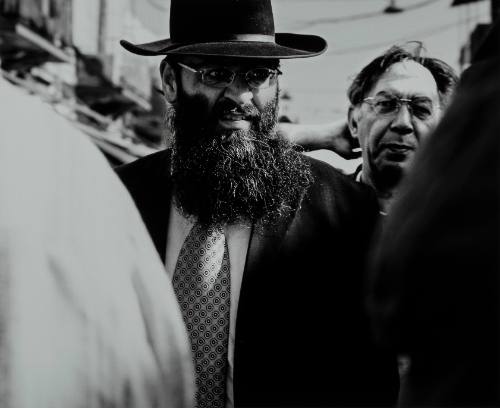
[0,0,496,168]
[0,0,168,164]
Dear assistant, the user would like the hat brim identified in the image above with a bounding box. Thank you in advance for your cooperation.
[120,33,327,59]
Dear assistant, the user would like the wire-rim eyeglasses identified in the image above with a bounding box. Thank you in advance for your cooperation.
[363,95,439,120]
[177,62,281,89]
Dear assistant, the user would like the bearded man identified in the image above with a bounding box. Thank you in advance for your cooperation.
[117,0,398,407]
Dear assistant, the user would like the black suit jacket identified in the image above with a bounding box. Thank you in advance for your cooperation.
[117,150,399,407]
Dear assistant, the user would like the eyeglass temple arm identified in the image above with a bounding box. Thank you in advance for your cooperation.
[177,62,198,73]
[363,96,413,103]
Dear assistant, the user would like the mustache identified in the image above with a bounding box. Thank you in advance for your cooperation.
[213,98,260,120]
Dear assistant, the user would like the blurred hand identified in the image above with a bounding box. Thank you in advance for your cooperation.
[278,120,361,160]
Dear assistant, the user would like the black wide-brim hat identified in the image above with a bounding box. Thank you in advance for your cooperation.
[120,0,327,59]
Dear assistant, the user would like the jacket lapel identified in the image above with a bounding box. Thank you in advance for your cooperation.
[244,220,288,283]
[236,212,293,330]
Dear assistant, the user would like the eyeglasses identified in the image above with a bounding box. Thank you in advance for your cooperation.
[363,95,438,120]
[177,62,282,89]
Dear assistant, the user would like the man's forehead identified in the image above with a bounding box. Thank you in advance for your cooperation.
[178,55,279,68]
[370,60,439,99]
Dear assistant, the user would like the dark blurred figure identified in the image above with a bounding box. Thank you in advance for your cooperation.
[367,22,500,406]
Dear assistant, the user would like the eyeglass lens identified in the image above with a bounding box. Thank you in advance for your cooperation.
[371,96,434,120]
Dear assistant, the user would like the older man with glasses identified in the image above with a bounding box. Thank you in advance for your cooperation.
[347,43,458,213]
[282,43,458,214]
[116,0,399,406]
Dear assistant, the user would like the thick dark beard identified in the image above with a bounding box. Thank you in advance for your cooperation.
[168,88,313,228]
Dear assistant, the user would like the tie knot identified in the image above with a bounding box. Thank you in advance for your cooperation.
[176,223,228,282]
[190,223,224,245]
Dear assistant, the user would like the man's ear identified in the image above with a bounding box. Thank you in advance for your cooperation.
[347,105,360,140]
[160,60,178,103]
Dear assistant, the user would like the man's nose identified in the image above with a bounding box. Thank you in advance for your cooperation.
[223,76,254,105]
[390,103,413,134]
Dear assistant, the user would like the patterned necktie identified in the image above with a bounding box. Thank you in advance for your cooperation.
[173,223,230,408]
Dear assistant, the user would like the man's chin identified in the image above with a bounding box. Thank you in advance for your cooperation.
[371,160,408,193]
[378,160,409,172]
[217,119,251,131]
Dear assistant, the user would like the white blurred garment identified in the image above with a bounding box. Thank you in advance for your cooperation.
[0,76,195,408]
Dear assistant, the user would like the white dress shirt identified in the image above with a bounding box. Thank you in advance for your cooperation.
[165,202,251,408]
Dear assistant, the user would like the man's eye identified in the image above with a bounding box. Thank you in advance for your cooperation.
[375,99,398,113]
[411,103,432,118]
[204,69,232,83]
[247,69,271,82]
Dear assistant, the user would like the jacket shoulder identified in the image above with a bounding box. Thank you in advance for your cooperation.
[302,155,379,227]
[306,155,374,201]
[116,149,171,190]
